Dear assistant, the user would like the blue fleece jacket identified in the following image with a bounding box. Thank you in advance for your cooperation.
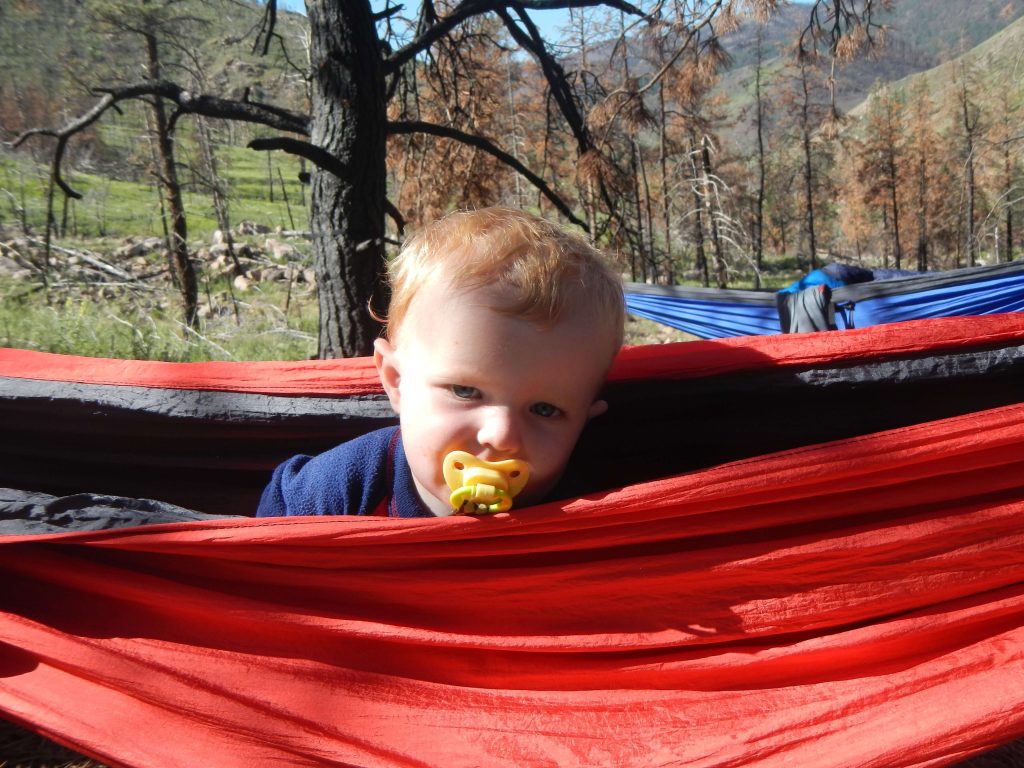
[256,426,434,518]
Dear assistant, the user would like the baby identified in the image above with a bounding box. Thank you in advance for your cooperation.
[256,206,624,518]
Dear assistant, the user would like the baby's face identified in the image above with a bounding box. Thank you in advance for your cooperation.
[374,278,615,516]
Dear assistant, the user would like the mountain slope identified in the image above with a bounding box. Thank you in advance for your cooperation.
[849,10,1024,121]
[718,0,1024,116]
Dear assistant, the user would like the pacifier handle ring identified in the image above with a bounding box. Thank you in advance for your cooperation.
[450,486,513,515]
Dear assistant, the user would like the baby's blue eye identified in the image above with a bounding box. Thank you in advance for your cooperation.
[451,385,480,400]
[530,402,562,418]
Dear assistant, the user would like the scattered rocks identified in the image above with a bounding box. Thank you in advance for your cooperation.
[0,250,29,279]
[252,264,313,284]
[205,251,233,276]
[236,220,271,236]
[113,236,164,259]
[2,224,314,292]
[0,239,40,279]
[264,238,301,262]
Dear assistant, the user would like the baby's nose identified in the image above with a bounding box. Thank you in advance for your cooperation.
[477,407,522,455]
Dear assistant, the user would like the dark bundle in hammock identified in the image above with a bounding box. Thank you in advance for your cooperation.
[0,314,1023,767]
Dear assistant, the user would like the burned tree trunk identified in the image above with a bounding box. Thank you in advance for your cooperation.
[798,60,818,272]
[307,0,387,358]
[144,31,198,328]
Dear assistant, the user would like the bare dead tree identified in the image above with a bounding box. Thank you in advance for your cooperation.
[752,26,767,288]
[796,56,819,271]
[956,59,982,268]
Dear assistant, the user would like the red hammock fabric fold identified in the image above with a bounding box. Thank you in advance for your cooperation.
[2,313,1022,392]
[3,398,1024,766]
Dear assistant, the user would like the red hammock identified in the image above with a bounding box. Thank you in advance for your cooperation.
[1,315,1023,767]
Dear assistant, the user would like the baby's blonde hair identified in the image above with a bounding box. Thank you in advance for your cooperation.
[384,207,624,350]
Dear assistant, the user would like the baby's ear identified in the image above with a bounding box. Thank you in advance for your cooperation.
[587,399,608,419]
[373,337,402,413]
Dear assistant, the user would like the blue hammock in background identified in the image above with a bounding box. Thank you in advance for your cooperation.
[623,284,780,338]
[832,261,1024,329]
[625,260,1024,339]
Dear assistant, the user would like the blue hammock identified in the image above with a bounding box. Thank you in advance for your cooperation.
[624,284,780,338]
[625,260,1024,339]
[832,261,1024,329]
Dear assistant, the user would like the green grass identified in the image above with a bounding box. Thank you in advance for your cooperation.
[0,249,801,362]
[1,116,309,241]
[211,140,309,233]
[0,272,318,362]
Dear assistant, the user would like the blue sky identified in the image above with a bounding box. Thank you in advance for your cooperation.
[276,1,814,42]
[275,1,577,41]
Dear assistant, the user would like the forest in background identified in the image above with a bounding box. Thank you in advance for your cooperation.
[0,0,1022,360]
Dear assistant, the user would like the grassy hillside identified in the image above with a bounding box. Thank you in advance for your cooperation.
[881,12,1024,112]
[842,10,1024,132]
[875,0,1024,56]
[718,0,1024,124]
[0,138,309,241]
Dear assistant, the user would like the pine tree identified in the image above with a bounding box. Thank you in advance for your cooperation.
[856,85,905,268]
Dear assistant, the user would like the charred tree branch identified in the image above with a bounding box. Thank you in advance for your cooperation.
[798,0,883,60]
[386,0,646,74]
[12,81,309,199]
[374,5,403,22]
[253,0,277,56]
[498,6,592,154]
[385,199,407,235]
[248,136,349,179]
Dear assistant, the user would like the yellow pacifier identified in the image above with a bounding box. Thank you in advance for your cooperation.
[442,451,530,515]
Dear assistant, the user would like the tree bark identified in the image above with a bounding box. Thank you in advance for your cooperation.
[307,0,386,358]
[798,61,818,272]
[1001,107,1015,264]
[145,31,198,328]
[196,116,242,275]
[688,132,709,287]
[1006,206,1014,264]
[913,89,929,272]
[658,83,672,284]
[752,29,766,289]
[959,71,978,268]
[886,144,902,270]
[700,136,727,288]
[916,157,928,271]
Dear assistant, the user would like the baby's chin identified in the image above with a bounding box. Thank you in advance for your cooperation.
[427,496,459,516]
[417,482,459,516]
